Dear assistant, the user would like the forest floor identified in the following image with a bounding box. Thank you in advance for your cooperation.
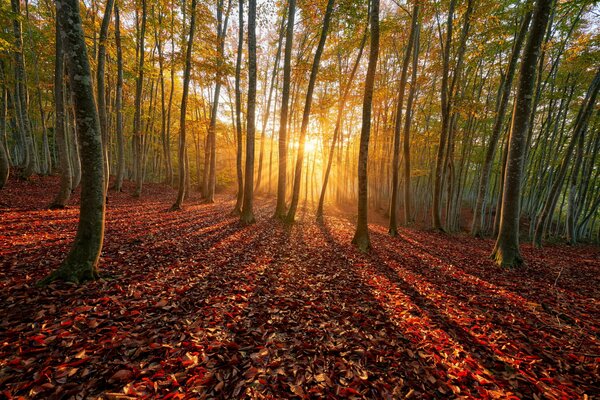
[1,175,599,399]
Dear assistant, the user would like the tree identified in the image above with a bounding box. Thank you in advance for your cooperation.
[240,0,257,224]
[471,8,532,237]
[233,0,244,215]
[171,0,198,210]
[352,0,380,252]
[50,15,71,208]
[273,0,296,219]
[532,68,600,247]
[41,0,106,283]
[113,2,125,192]
[389,1,419,236]
[133,0,147,197]
[11,0,35,179]
[286,0,335,223]
[0,87,8,189]
[492,0,553,267]
[97,0,115,193]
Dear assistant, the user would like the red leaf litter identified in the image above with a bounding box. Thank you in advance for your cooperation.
[1,175,599,399]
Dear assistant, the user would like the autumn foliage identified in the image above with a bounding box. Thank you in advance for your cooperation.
[1,175,599,398]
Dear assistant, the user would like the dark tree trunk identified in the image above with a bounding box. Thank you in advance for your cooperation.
[50,17,72,207]
[240,0,257,224]
[286,0,335,223]
[133,0,147,197]
[389,1,419,236]
[97,0,115,193]
[471,9,532,236]
[233,0,244,215]
[352,0,380,252]
[273,0,295,219]
[316,24,368,221]
[493,0,553,267]
[11,0,35,179]
[113,3,125,192]
[171,0,198,210]
[41,0,105,284]
[403,18,421,226]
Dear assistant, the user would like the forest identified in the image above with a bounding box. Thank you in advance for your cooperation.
[0,0,599,397]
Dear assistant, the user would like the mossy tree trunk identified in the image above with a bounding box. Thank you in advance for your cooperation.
[41,0,106,284]
[492,0,553,267]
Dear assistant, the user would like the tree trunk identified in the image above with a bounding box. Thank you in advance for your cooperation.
[471,9,532,236]
[352,0,380,252]
[171,0,197,210]
[389,1,419,235]
[273,0,295,219]
[403,18,421,226]
[431,0,456,231]
[492,0,553,267]
[232,0,244,214]
[286,0,335,223]
[316,24,367,221]
[97,0,115,193]
[133,0,147,197]
[113,3,125,191]
[0,87,8,189]
[50,18,72,207]
[11,0,35,179]
[41,0,105,284]
[532,68,600,246]
[240,0,257,224]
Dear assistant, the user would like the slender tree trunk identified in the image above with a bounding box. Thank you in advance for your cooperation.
[233,0,245,215]
[240,0,257,223]
[492,0,553,267]
[431,0,456,230]
[97,0,115,193]
[41,0,105,284]
[389,1,419,235]
[171,0,197,210]
[113,3,125,191]
[273,0,295,219]
[0,87,8,189]
[286,0,335,223]
[316,24,367,221]
[50,19,72,207]
[403,18,420,225]
[11,0,35,179]
[133,0,147,197]
[352,0,380,252]
[256,15,285,193]
[471,10,532,236]
[532,68,600,246]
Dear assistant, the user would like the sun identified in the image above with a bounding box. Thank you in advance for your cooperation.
[304,137,319,154]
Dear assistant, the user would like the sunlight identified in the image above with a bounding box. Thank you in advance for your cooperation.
[304,137,320,155]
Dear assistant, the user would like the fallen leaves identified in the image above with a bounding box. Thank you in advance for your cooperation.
[0,175,599,398]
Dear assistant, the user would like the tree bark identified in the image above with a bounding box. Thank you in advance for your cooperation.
[240,0,257,224]
[50,17,72,207]
[41,0,105,284]
[389,1,419,235]
[286,0,335,223]
[97,0,115,193]
[171,0,198,210]
[133,0,147,197]
[492,0,553,267]
[113,3,125,191]
[273,0,295,219]
[471,9,532,236]
[352,0,380,252]
[233,0,244,215]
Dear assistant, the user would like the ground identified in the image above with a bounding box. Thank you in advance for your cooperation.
[1,175,599,399]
